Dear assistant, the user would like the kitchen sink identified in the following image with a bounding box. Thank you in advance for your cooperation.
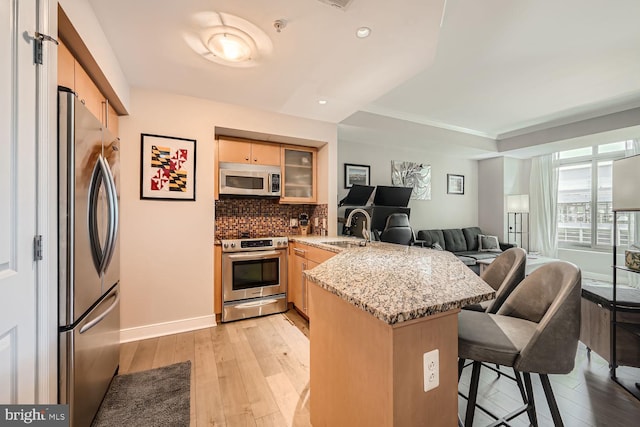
[322,240,366,249]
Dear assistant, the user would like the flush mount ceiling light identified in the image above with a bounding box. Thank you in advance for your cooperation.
[356,26,371,38]
[318,99,328,105]
[184,12,273,68]
[207,29,254,62]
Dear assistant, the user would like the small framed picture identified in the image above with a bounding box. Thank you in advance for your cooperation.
[140,133,196,201]
[447,174,464,195]
[344,163,370,189]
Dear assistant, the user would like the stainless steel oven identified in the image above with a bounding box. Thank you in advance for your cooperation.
[221,237,288,322]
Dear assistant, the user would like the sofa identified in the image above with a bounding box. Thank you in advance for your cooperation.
[416,227,514,274]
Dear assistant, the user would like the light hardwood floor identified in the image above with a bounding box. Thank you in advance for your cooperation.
[120,310,640,426]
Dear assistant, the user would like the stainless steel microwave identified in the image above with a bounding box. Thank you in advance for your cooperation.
[219,162,281,196]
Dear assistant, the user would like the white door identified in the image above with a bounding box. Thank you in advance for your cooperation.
[0,0,38,403]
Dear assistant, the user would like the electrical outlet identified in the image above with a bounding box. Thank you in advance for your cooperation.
[423,349,439,392]
[290,218,298,227]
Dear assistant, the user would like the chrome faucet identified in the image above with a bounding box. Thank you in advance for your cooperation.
[346,208,371,244]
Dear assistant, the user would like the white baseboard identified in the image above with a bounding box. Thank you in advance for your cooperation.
[120,314,217,343]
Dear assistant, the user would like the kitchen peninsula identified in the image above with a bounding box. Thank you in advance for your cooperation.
[300,239,495,426]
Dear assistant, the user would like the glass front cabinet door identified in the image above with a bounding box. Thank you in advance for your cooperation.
[281,145,317,203]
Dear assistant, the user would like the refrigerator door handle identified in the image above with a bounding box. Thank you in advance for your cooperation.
[88,155,117,275]
[79,289,120,334]
[101,158,118,274]
[88,157,106,274]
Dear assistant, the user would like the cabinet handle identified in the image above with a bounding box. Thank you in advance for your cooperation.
[302,262,306,312]
[81,99,86,105]
[105,98,109,129]
[294,248,306,255]
[245,157,249,161]
[254,158,257,162]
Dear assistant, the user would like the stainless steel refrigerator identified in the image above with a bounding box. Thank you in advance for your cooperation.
[58,87,120,427]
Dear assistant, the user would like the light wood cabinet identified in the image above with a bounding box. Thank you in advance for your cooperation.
[58,40,75,90]
[57,40,119,136]
[106,103,119,136]
[281,145,317,204]
[218,137,280,166]
[74,62,103,122]
[288,242,335,319]
[289,243,306,315]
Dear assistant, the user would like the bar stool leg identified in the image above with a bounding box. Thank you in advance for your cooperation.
[523,372,538,427]
[513,369,527,404]
[464,361,482,427]
[540,374,564,427]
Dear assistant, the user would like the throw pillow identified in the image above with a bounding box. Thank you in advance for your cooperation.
[431,242,444,251]
[478,234,502,253]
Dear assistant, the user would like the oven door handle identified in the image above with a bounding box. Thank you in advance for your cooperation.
[226,251,281,260]
[234,298,280,309]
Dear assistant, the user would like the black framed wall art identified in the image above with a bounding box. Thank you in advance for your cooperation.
[447,174,464,195]
[344,163,370,188]
[140,133,197,201]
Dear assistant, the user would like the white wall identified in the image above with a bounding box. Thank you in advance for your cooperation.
[119,88,337,340]
[337,140,478,231]
[559,248,626,283]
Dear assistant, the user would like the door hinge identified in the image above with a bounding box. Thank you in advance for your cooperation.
[32,32,59,65]
[34,235,43,261]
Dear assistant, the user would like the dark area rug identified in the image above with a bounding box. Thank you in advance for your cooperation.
[92,361,191,427]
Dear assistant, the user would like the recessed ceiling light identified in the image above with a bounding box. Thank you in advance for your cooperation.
[356,27,371,38]
[318,99,328,105]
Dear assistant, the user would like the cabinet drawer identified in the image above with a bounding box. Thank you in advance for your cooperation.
[305,246,336,264]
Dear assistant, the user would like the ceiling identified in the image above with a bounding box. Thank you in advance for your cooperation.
[89,0,640,149]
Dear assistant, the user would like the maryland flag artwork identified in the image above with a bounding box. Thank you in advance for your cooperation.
[141,134,195,201]
[150,145,189,192]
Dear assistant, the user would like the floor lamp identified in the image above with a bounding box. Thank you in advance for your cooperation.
[507,194,529,252]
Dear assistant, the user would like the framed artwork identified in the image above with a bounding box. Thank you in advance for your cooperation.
[140,133,196,201]
[447,174,464,195]
[344,163,370,188]
[391,160,431,200]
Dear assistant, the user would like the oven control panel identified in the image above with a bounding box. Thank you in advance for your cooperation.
[221,237,288,252]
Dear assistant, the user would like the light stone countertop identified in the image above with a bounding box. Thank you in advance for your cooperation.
[296,238,495,325]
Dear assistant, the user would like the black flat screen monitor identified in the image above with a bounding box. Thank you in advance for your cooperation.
[338,184,375,207]
[373,186,412,207]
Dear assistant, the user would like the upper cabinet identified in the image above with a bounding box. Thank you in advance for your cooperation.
[57,40,75,90]
[218,137,280,166]
[281,145,317,204]
[74,61,104,122]
[58,40,119,136]
[214,137,318,204]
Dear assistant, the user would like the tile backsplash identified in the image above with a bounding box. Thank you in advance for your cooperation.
[215,198,328,240]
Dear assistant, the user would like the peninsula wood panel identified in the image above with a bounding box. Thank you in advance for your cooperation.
[308,283,459,427]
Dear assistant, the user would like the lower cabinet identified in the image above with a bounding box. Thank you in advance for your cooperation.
[288,242,335,319]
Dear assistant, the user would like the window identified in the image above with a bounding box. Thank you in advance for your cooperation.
[557,141,632,249]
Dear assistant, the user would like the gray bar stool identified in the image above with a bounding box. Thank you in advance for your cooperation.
[458,261,581,426]
[464,247,527,314]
